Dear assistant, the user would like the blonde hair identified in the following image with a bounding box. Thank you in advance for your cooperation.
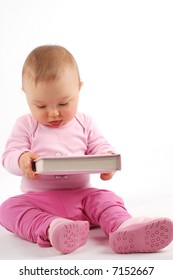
[22,45,80,89]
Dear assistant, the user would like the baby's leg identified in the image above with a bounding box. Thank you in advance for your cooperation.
[82,189,173,253]
[82,189,132,235]
[0,193,90,253]
[48,218,89,254]
[0,195,54,247]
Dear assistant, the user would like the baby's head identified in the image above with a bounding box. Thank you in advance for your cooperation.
[22,45,83,127]
[22,45,80,89]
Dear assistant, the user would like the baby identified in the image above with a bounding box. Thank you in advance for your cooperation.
[0,45,173,254]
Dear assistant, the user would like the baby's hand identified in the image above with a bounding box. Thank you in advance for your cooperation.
[96,152,116,181]
[100,172,115,181]
[19,152,40,179]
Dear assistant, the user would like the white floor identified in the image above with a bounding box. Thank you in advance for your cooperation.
[0,195,173,260]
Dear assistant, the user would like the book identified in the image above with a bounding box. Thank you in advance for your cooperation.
[33,154,121,175]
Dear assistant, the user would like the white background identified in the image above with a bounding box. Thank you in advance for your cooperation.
[0,0,173,210]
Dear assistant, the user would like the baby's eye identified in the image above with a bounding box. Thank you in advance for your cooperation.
[59,102,69,107]
[37,105,46,109]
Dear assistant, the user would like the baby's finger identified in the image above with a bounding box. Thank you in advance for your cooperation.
[100,171,116,181]
[24,169,39,179]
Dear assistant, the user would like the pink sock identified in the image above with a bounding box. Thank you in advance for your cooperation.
[109,217,173,254]
[48,218,90,254]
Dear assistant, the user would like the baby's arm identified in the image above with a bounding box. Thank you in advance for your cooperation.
[85,117,117,181]
[2,115,39,178]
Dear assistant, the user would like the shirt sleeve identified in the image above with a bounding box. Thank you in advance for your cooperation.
[85,115,116,155]
[1,115,35,176]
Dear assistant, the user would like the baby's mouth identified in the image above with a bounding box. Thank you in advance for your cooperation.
[49,120,62,127]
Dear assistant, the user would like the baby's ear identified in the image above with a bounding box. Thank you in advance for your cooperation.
[21,87,26,94]
[79,81,84,89]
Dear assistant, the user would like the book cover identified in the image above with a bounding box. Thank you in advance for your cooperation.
[33,154,121,175]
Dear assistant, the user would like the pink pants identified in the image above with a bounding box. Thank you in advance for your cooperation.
[0,188,131,247]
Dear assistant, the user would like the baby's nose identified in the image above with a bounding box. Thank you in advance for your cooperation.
[48,108,60,118]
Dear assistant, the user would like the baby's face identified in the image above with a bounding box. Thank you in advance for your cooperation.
[24,71,82,128]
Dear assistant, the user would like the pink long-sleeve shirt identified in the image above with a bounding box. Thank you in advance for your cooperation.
[2,112,115,192]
